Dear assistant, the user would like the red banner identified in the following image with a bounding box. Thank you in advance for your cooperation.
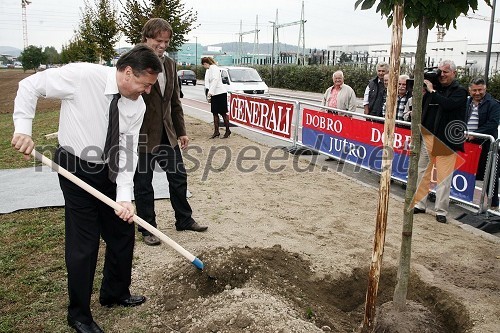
[228,93,294,139]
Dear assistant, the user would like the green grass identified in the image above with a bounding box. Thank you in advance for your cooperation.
[1,109,83,332]
[0,208,69,332]
[0,110,60,169]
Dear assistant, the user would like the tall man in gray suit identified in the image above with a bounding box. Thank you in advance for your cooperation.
[134,18,207,246]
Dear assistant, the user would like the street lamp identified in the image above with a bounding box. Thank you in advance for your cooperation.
[269,21,276,86]
[485,0,496,84]
[194,36,198,74]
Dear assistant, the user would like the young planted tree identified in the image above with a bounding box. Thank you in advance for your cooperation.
[354,2,405,332]
[355,0,491,330]
[120,0,198,51]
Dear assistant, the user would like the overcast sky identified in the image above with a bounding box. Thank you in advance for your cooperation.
[0,0,498,52]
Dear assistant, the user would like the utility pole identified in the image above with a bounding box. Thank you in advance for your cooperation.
[269,10,278,86]
[252,16,259,65]
[238,18,260,65]
[485,0,497,84]
[271,6,307,66]
[21,0,31,49]
[297,1,306,65]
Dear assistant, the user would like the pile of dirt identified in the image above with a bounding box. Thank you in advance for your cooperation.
[138,245,471,333]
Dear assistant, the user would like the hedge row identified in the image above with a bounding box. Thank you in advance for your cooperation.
[182,64,500,100]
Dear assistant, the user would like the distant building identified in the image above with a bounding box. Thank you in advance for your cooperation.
[172,42,203,66]
[327,40,500,75]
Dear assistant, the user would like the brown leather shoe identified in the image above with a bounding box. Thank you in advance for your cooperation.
[143,235,161,246]
[176,222,208,232]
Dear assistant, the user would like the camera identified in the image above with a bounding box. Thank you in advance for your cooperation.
[424,67,442,87]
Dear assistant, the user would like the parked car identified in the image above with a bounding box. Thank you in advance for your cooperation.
[177,69,197,85]
[219,66,269,95]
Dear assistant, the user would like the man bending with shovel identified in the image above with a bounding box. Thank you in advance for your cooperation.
[11,45,162,333]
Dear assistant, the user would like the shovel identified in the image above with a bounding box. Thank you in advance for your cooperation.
[31,149,204,270]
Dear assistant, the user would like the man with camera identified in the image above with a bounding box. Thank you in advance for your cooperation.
[413,60,468,223]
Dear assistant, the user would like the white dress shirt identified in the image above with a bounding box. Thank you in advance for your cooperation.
[13,63,146,202]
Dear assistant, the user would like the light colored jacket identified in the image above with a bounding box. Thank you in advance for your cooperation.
[206,64,227,96]
[322,84,357,112]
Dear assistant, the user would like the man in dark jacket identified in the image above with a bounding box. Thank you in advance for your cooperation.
[134,18,208,246]
[363,61,389,117]
[413,60,468,223]
[466,77,500,209]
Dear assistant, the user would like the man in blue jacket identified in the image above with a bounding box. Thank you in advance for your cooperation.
[466,77,500,209]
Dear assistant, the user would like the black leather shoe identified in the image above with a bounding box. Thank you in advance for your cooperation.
[99,295,146,308]
[68,316,104,333]
[413,207,425,214]
[143,234,161,246]
[436,215,447,223]
[176,222,208,232]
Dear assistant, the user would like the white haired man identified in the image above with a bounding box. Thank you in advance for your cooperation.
[382,74,411,121]
[322,70,357,113]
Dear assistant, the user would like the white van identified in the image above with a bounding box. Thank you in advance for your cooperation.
[219,66,269,96]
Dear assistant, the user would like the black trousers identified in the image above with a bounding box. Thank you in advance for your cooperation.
[55,147,135,324]
[476,140,499,207]
[134,140,194,234]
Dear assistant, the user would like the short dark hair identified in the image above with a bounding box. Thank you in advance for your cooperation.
[116,44,162,76]
[141,18,173,42]
[470,77,486,86]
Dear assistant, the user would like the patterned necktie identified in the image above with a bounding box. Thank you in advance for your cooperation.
[102,93,121,183]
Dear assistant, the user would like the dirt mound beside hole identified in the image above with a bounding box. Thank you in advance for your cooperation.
[150,245,471,333]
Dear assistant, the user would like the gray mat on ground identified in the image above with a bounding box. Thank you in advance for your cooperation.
[0,165,191,214]
[455,213,500,234]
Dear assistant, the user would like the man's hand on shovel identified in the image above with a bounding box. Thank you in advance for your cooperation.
[11,133,34,160]
[116,202,135,223]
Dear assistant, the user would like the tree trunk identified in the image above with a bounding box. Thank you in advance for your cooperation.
[360,4,404,332]
[392,16,429,310]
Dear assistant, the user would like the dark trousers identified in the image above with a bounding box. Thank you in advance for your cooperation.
[476,140,499,207]
[134,142,194,234]
[55,147,134,325]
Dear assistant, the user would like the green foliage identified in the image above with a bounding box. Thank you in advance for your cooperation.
[354,0,489,30]
[92,0,121,61]
[120,0,198,51]
[20,46,46,72]
[488,74,500,100]
[42,46,61,65]
[253,64,373,97]
[60,37,99,64]
[80,0,120,62]
[305,307,315,319]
